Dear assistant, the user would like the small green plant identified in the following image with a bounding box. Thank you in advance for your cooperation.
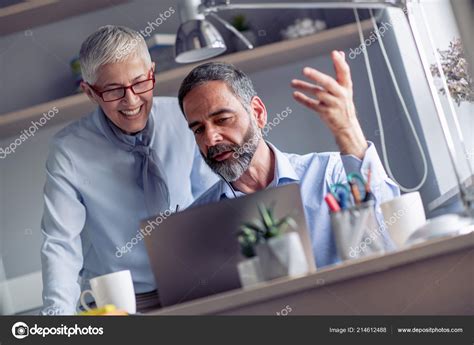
[237,203,297,258]
[231,14,250,32]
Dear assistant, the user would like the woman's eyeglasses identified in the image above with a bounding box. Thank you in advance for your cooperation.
[89,72,155,102]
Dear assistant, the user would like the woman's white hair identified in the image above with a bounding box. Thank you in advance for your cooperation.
[79,25,152,84]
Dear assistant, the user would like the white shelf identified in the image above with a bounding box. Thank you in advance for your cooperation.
[0,20,372,138]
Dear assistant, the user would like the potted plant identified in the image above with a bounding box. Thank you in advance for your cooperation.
[239,203,309,282]
[236,227,264,288]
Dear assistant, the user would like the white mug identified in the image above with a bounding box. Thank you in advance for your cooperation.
[80,270,136,314]
[380,192,426,247]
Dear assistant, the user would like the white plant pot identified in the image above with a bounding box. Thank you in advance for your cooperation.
[237,256,264,288]
[256,232,309,281]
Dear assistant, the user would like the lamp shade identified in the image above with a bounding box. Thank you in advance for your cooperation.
[175,19,227,63]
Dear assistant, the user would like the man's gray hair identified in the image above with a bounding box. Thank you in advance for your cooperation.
[79,25,152,84]
[178,62,257,115]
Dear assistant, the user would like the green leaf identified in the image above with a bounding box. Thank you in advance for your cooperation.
[240,227,256,240]
[241,222,264,234]
[266,226,281,239]
[238,228,257,258]
[267,201,276,222]
[276,216,297,230]
[258,204,274,231]
[239,202,298,248]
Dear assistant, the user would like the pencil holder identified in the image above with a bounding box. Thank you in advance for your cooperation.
[331,200,386,260]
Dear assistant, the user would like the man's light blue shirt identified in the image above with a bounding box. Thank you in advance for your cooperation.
[40,97,217,315]
[192,141,400,268]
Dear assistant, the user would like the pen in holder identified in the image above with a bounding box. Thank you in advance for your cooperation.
[330,200,386,260]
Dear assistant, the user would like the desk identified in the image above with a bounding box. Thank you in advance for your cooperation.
[146,232,474,315]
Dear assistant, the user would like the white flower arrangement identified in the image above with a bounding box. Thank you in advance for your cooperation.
[281,18,327,40]
[430,38,474,106]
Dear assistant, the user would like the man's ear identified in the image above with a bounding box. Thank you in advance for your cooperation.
[250,96,267,129]
[151,62,155,74]
[80,81,99,104]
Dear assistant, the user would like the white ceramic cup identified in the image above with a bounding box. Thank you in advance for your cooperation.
[380,192,426,247]
[80,270,136,314]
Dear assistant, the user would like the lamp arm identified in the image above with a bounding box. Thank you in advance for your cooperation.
[200,1,405,13]
[207,12,254,50]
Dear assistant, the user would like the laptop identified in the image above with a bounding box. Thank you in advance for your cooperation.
[143,183,316,307]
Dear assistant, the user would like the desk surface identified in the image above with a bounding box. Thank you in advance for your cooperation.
[146,231,474,315]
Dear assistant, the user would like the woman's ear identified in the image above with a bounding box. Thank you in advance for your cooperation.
[80,81,99,104]
[250,96,267,129]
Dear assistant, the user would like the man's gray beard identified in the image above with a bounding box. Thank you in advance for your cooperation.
[203,122,260,182]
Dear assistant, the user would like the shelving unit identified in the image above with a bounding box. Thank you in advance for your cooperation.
[0,20,372,138]
[0,0,129,36]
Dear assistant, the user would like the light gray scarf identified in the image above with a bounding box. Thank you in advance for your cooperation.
[96,108,170,215]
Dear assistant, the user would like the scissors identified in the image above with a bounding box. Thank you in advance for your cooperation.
[331,172,370,207]
[330,182,350,209]
[347,172,370,204]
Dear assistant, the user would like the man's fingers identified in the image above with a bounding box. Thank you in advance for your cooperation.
[302,67,344,97]
[292,91,321,110]
[314,89,339,107]
[332,50,353,89]
[293,91,332,117]
[292,80,339,108]
[291,79,324,94]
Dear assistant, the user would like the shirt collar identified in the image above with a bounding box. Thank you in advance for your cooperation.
[219,141,299,199]
[92,106,148,146]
